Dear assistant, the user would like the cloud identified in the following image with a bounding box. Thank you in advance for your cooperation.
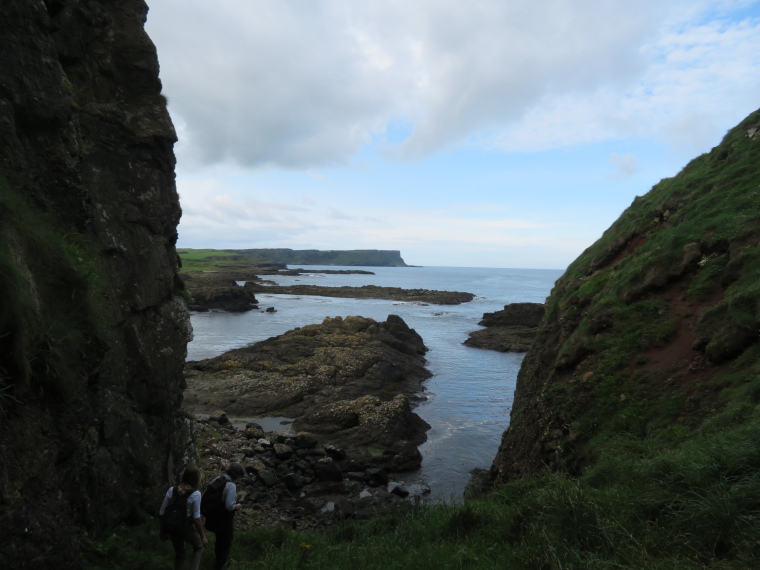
[609,153,640,179]
[147,0,759,170]
[490,10,760,154]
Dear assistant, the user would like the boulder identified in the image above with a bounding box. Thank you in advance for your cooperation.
[315,458,343,482]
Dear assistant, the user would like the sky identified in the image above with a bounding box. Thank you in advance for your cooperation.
[144,0,760,269]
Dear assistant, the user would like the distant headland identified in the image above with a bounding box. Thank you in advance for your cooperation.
[179,247,410,267]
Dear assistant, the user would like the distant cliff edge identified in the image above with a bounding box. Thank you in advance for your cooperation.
[0,2,190,568]
[231,248,409,267]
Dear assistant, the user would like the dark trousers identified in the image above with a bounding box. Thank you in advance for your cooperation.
[213,516,234,570]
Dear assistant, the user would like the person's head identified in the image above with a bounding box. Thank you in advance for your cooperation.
[181,465,202,489]
[226,462,245,481]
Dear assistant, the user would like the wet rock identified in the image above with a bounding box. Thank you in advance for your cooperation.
[257,470,278,487]
[292,434,318,449]
[183,271,259,312]
[389,483,410,498]
[315,458,343,482]
[210,411,230,425]
[273,443,294,460]
[243,283,474,305]
[282,473,304,491]
[365,468,389,487]
[275,465,292,478]
[465,302,545,352]
[324,444,346,460]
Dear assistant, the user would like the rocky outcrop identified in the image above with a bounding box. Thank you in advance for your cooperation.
[194,416,428,532]
[182,271,259,312]
[0,2,189,568]
[464,302,545,352]
[492,109,760,483]
[184,315,431,471]
[234,248,409,266]
[245,283,475,305]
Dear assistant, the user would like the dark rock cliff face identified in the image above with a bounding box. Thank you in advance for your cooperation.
[0,1,190,567]
[492,109,760,483]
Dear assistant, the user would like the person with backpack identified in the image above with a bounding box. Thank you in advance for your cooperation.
[202,463,244,570]
[159,465,208,570]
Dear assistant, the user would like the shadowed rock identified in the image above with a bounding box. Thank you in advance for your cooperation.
[464,303,545,352]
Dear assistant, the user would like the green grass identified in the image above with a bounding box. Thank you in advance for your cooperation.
[83,110,760,569]
[83,398,760,568]
[0,175,105,408]
[177,248,268,271]
[524,110,760,452]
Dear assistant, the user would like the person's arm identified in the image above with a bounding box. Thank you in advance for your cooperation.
[193,517,208,545]
[224,481,242,511]
[158,487,172,516]
[191,491,208,545]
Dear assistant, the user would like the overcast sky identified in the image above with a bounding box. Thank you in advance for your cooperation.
[145,0,760,269]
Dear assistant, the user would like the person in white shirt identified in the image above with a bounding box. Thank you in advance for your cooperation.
[159,465,208,570]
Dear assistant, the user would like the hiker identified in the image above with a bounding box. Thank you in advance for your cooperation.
[203,462,244,570]
[159,465,208,570]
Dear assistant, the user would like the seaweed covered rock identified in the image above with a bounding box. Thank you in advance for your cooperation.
[184,315,431,470]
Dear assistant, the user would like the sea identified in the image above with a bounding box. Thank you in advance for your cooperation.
[187,265,563,502]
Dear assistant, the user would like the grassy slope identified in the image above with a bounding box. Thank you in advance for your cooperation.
[495,108,760,481]
[177,248,271,271]
[85,111,760,568]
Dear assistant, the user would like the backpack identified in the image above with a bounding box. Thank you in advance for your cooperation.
[201,476,228,528]
[160,486,190,536]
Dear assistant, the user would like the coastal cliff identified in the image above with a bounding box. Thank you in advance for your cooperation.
[493,109,760,482]
[233,248,409,267]
[0,2,189,567]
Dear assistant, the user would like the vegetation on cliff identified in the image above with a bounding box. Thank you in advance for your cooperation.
[179,247,409,268]
[86,108,760,569]
[0,2,191,567]
[0,176,102,409]
[494,108,760,481]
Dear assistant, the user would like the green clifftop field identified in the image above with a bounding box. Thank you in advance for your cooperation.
[87,111,760,569]
[178,248,409,269]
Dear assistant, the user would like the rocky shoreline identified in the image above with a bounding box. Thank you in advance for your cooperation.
[182,271,260,312]
[185,314,434,530]
[245,283,475,305]
[464,302,545,352]
[194,413,427,532]
[180,268,473,311]
[184,315,432,472]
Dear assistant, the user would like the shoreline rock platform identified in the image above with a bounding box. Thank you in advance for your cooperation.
[464,302,545,352]
[194,413,428,532]
[184,315,432,472]
[245,283,475,305]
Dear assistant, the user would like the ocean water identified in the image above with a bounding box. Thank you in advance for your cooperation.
[187,266,563,500]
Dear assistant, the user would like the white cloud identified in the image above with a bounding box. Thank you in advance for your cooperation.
[609,153,640,179]
[147,0,759,170]
[146,0,760,267]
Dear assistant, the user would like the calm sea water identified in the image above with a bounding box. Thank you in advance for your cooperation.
[187,266,563,500]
